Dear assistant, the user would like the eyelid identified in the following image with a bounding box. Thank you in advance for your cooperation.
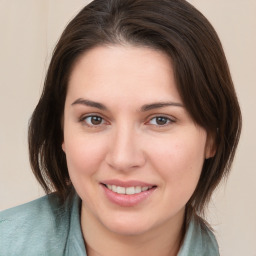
[79,113,109,127]
[78,113,176,127]
[145,114,176,126]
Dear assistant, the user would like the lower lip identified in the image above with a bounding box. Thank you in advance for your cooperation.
[101,184,156,207]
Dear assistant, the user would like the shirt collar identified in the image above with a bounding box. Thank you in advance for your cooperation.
[65,194,219,256]
[178,217,220,256]
[65,193,87,256]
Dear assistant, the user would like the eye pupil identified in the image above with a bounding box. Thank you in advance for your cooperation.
[156,117,168,125]
[91,116,102,125]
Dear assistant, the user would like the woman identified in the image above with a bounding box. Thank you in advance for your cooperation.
[0,0,241,255]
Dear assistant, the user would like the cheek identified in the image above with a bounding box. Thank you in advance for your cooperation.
[148,133,206,187]
[64,135,108,178]
[64,135,109,205]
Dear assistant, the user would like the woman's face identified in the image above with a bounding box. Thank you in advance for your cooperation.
[62,45,213,236]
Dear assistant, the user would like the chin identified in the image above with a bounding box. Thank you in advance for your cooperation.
[101,215,153,236]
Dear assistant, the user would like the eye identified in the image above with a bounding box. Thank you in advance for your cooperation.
[81,115,105,126]
[148,116,173,126]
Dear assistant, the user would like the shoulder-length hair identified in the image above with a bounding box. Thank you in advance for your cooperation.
[28,0,242,220]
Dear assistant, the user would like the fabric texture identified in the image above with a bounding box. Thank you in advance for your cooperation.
[0,193,219,256]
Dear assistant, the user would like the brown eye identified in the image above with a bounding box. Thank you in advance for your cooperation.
[156,117,168,125]
[149,116,172,126]
[84,116,104,126]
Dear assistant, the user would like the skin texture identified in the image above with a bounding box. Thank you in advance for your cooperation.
[62,45,214,256]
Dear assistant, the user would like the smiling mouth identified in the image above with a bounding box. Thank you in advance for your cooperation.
[103,184,157,195]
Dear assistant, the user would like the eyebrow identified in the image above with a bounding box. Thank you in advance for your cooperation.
[140,102,184,112]
[71,98,107,110]
[71,98,183,112]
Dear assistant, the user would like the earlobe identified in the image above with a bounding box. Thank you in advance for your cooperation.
[205,134,216,159]
[62,142,66,153]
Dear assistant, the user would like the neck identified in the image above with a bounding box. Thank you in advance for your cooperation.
[80,205,185,256]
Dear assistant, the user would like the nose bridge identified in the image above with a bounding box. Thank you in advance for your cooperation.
[106,121,145,171]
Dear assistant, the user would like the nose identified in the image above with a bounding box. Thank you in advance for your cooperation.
[106,124,146,172]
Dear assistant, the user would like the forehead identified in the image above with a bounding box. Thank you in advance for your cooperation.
[67,45,182,105]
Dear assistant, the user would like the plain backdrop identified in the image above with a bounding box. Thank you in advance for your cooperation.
[0,1,255,255]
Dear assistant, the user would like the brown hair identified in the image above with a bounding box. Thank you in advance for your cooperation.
[28,0,242,220]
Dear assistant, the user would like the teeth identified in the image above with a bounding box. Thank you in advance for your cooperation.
[112,185,117,192]
[106,185,151,195]
[126,187,135,195]
[135,186,141,193]
[116,186,125,194]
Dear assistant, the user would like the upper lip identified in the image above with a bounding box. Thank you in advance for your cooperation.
[101,179,156,188]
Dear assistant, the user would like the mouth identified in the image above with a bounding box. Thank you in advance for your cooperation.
[102,184,156,195]
[100,181,157,207]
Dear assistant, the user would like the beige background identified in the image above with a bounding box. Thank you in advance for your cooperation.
[0,1,255,255]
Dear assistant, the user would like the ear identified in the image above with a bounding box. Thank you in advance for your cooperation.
[205,133,216,159]
[62,142,66,153]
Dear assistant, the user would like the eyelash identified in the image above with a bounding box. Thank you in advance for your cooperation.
[79,114,175,128]
[80,115,107,127]
[147,116,175,126]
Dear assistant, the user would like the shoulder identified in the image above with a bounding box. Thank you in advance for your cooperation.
[0,193,73,256]
[0,193,65,220]
[178,217,220,256]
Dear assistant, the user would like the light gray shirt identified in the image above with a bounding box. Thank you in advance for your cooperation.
[0,192,219,256]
